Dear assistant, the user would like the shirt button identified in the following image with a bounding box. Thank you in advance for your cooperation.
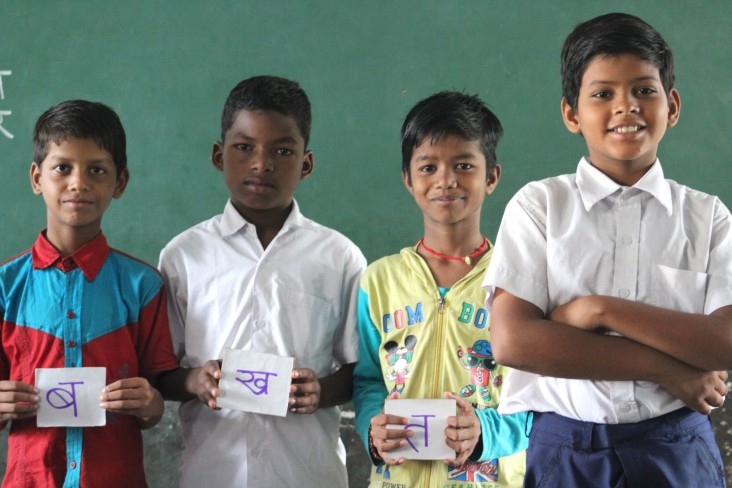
[618,289,630,298]
[68,341,76,348]
[70,461,77,469]
[67,311,75,319]
[621,236,633,245]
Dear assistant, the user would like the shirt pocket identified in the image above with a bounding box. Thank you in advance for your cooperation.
[276,290,335,371]
[650,264,707,314]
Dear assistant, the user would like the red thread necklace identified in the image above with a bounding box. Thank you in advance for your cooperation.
[418,236,489,266]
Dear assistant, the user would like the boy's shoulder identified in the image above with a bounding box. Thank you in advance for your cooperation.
[107,247,163,281]
[362,247,418,286]
[297,213,362,252]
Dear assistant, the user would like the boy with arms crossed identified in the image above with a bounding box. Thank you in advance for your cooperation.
[485,13,732,487]
[158,76,366,487]
[354,91,527,488]
[0,100,178,487]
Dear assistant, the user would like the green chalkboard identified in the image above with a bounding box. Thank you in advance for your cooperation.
[2,2,732,487]
[2,1,731,266]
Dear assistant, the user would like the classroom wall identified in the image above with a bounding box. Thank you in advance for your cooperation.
[2,1,732,487]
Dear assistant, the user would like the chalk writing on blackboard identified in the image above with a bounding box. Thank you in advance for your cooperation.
[0,70,12,139]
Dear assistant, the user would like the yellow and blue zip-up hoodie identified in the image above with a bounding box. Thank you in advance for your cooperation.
[353,246,527,488]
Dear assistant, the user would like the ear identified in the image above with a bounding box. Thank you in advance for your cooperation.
[30,162,43,195]
[113,168,130,199]
[211,141,224,172]
[561,97,582,134]
[486,164,501,195]
[300,150,314,180]
[402,169,414,195]
[666,88,681,128]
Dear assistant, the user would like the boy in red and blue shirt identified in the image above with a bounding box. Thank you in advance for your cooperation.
[0,100,178,487]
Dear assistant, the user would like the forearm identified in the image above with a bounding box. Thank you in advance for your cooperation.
[492,292,693,383]
[318,363,355,408]
[155,367,198,402]
[592,298,732,371]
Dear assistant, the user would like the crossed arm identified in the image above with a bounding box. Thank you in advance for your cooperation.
[490,289,730,415]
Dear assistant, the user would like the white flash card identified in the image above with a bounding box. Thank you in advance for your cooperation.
[36,367,106,427]
[217,348,294,417]
[385,398,456,460]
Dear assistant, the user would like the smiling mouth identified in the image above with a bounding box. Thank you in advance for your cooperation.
[610,125,643,133]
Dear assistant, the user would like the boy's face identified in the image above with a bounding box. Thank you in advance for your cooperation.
[561,53,680,185]
[30,137,128,244]
[212,109,313,221]
[403,134,499,231]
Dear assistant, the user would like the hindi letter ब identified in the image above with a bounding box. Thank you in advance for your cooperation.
[36,367,106,427]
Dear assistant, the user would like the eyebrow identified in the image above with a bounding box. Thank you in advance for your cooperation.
[414,152,478,162]
[48,155,112,165]
[231,132,299,144]
[588,76,661,86]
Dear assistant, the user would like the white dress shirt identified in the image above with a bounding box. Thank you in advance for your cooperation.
[484,158,732,423]
[159,199,366,487]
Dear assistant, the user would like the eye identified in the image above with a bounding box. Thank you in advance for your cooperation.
[456,162,474,171]
[89,166,107,175]
[235,143,253,152]
[417,164,435,173]
[52,164,70,174]
[275,148,294,156]
[636,87,657,96]
[591,90,611,99]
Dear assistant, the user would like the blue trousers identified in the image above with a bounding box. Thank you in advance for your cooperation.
[525,408,726,488]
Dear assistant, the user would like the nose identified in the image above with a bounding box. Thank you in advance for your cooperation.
[68,169,90,191]
[435,166,457,189]
[250,149,274,173]
[614,91,640,115]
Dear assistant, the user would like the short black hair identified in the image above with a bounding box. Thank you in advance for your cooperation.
[33,100,127,175]
[221,75,312,146]
[561,13,675,110]
[401,91,502,178]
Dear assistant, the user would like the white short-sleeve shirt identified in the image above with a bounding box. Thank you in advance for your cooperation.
[159,199,366,487]
[483,158,732,423]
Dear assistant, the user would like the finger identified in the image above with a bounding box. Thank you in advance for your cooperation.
[202,360,223,379]
[0,410,39,421]
[289,405,317,415]
[444,453,467,467]
[101,398,144,411]
[0,390,40,404]
[105,378,146,391]
[290,380,320,395]
[0,381,39,394]
[387,391,400,400]
[0,400,39,414]
[291,368,316,383]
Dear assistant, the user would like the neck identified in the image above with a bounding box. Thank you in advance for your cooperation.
[45,225,100,257]
[232,201,292,249]
[421,221,485,257]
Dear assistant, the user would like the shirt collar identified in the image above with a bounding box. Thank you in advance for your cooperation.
[576,157,673,216]
[220,199,305,237]
[31,231,110,281]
